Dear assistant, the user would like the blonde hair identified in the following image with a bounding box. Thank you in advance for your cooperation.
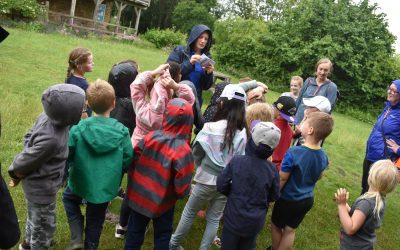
[245,103,274,137]
[306,111,334,141]
[291,76,303,88]
[87,79,115,114]
[362,160,398,219]
[314,58,333,76]
[67,48,92,78]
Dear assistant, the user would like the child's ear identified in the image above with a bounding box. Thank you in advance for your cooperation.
[308,126,314,135]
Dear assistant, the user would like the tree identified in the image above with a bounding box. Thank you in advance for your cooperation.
[172,0,216,34]
[220,0,299,20]
[213,17,268,74]
[254,0,397,109]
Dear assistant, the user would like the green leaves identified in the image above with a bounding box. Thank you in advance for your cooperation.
[214,0,400,111]
[0,0,41,20]
[172,0,216,34]
[142,28,186,49]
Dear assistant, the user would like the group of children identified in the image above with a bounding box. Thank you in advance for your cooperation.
[6,46,399,250]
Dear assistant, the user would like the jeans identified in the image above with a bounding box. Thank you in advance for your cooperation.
[125,207,174,250]
[62,187,108,250]
[170,183,227,250]
[24,200,57,250]
[221,227,257,250]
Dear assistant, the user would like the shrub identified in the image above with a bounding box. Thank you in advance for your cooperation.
[0,0,42,20]
[142,28,186,49]
[213,18,268,77]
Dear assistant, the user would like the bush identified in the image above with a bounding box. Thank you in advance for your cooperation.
[142,28,186,49]
[0,0,42,20]
[213,18,268,78]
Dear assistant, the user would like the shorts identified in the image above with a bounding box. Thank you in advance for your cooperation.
[271,197,314,229]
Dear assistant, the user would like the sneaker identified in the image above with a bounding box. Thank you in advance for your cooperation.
[19,241,31,250]
[68,242,84,250]
[213,236,221,249]
[115,224,127,239]
[169,244,184,250]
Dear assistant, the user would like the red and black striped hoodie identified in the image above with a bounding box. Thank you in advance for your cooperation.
[127,98,194,218]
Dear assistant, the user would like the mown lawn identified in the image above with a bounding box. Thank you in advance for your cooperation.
[1,28,399,250]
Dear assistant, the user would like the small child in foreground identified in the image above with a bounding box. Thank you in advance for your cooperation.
[125,98,195,249]
[271,112,334,250]
[62,79,133,250]
[8,84,85,250]
[335,160,398,250]
[217,121,281,250]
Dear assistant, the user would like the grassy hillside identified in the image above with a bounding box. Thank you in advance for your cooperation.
[1,28,399,250]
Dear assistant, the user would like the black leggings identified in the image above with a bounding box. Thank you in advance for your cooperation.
[361,158,373,195]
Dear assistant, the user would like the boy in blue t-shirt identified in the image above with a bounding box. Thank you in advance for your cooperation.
[270,112,334,250]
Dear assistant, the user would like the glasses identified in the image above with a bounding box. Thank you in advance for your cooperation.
[387,86,399,94]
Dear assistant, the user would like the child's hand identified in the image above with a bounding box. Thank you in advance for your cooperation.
[334,188,349,205]
[151,64,169,77]
[163,77,179,91]
[9,178,21,188]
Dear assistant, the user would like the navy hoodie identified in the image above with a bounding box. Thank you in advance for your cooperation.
[167,24,214,105]
[217,138,280,237]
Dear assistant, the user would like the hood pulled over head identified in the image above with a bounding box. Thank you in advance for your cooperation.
[108,62,138,98]
[162,98,194,139]
[42,84,85,126]
[187,24,212,53]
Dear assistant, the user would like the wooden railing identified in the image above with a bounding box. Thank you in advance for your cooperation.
[46,10,136,37]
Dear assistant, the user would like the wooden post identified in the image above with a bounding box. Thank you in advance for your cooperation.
[69,0,76,25]
[92,0,104,26]
[134,7,141,36]
[114,1,127,33]
[45,1,49,23]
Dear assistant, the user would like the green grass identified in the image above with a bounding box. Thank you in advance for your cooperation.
[1,28,400,250]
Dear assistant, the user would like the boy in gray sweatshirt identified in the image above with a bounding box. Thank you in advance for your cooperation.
[8,84,85,250]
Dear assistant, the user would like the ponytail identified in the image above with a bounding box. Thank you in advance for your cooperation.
[364,159,398,219]
[66,47,92,80]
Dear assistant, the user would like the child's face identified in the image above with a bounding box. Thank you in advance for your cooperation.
[300,116,312,138]
[304,107,319,117]
[290,80,301,95]
[81,54,94,73]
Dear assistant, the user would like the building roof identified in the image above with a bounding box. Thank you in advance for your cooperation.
[122,0,151,8]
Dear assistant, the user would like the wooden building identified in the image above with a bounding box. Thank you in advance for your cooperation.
[44,0,150,35]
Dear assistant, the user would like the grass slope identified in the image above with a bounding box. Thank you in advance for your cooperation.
[1,28,399,250]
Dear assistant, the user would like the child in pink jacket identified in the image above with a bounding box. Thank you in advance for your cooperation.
[130,63,195,147]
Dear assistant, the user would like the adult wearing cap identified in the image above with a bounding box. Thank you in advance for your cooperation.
[295,58,337,125]
[167,24,214,107]
[272,96,296,170]
[361,79,400,194]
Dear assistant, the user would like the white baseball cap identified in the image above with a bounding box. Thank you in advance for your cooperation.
[303,96,331,113]
[219,84,246,102]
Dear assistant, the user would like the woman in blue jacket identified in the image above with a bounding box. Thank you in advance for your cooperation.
[167,24,214,107]
[361,79,400,194]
